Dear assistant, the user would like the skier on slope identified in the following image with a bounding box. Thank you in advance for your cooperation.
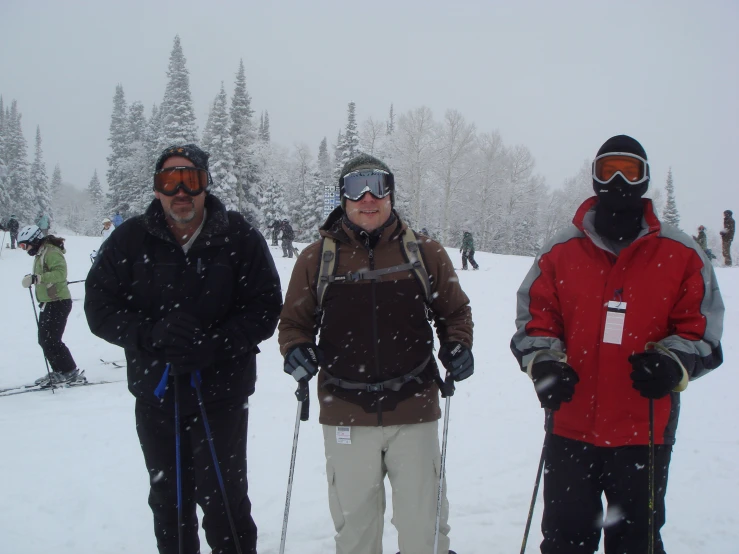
[460,231,479,270]
[18,225,85,387]
[279,153,473,554]
[511,135,725,554]
[720,209,735,266]
[84,144,282,554]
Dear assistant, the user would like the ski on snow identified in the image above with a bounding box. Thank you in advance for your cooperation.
[0,378,123,397]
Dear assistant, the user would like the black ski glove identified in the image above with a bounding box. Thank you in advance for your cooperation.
[163,316,219,375]
[284,344,322,383]
[438,342,474,381]
[629,350,683,399]
[531,360,579,411]
[150,312,202,350]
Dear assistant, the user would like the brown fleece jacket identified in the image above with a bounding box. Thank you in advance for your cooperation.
[278,210,473,426]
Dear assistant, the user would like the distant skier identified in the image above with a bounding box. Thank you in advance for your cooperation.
[281,218,296,258]
[7,214,19,249]
[101,218,115,241]
[720,209,734,266]
[460,231,479,270]
[693,225,716,260]
[269,219,281,246]
[36,212,51,237]
[112,212,124,227]
[18,225,85,387]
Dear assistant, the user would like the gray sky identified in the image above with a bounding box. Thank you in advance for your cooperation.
[2,0,737,233]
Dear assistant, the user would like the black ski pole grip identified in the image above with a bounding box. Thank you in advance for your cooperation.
[296,380,310,421]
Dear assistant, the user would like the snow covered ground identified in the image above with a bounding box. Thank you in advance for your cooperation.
[0,232,737,553]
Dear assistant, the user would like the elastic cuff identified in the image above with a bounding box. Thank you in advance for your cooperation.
[525,349,568,379]
[645,341,689,392]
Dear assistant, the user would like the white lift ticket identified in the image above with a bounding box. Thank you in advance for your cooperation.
[603,301,627,345]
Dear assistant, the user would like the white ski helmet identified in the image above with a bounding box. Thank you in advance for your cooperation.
[18,225,43,247]
[102,217,112,224]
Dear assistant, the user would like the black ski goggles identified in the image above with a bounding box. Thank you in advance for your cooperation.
[153,167,210,196]
[341,169,394,201]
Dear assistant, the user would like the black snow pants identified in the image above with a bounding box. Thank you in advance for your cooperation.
[10,231,18,249]
[271,229,278,246]
[722,238,732,266]
[38,299,77,373]
[282,239,294,258]
[461,249,478,269]
[135,397,257,554]
[541,434,672,554]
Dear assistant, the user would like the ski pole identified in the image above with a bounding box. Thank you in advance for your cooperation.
[67,279,86,285]
[29,287,54,394]
[279,379,309,554]
[434,376,455,554]
[192,371,243,554]
[173,366,184,554]
[648,398,655,554]
[520,408,552,554]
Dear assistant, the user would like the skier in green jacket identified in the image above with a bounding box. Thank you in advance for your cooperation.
[18,225,85,387]
[460,231,479,270]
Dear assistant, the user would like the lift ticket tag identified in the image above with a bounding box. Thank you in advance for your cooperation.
[603,301,627,345]
[336,426,351,445]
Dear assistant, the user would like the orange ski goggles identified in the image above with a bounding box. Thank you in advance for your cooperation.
[153,167,210,196]
[593,153,649,185]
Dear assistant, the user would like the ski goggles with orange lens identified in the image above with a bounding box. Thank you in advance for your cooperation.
[341,169,394,201]
[153,167,210,196]
[593,153,650,185]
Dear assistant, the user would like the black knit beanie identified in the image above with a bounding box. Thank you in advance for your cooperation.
[155,144,210,172]
[338,154,395,209]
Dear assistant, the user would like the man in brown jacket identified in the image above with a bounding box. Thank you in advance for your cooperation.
[279,154,473,554]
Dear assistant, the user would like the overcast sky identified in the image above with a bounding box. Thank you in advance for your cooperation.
[2,0,737,233]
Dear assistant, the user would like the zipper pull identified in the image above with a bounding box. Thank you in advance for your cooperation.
[197,258,202,274]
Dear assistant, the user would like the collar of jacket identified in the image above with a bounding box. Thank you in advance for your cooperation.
[319,206,405,248]
[143,194,230,245]
[571,196,661,254]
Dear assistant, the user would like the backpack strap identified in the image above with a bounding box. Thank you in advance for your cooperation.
[316,237,339,320]
[401,229,432,306]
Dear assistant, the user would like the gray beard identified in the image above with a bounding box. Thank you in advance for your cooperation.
[166,206,196,224]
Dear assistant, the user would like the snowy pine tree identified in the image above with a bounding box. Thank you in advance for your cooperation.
[230,60,259,223]
[662,167,680,229]
[260,111,270,142]
[5,101,34,222]
[120,101,152,216]
[50,164,63,199]
[106,85,130,215]
[158,35,198,149]
[387,103,395,135]
[29,126,52,222]
[206,83,239,210]
[87,170,105,235]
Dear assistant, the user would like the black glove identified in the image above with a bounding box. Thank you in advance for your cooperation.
[284,344,322,383]
[531,360,579,411]
[629,351,683,399]
[438,342,474,381]
[150,312,202,350]
[167,340,216,375]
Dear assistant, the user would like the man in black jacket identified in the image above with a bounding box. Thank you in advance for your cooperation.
[7,214,19,248]
[84,144,282,554]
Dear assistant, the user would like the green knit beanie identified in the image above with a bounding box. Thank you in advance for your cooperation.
[338,154,395,209]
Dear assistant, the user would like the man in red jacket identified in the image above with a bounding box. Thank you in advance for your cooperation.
[511,135,724,554]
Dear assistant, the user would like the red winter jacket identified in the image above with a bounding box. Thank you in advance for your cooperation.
[511,197,724,446]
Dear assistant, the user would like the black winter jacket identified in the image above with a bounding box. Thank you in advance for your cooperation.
[84,195,282,413]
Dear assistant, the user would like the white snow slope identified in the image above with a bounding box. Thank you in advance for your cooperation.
[0,234,737,553]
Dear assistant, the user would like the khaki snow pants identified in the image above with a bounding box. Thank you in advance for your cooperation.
[322,421,451,554]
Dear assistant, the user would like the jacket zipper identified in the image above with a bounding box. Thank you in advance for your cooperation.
[367,240,384,426]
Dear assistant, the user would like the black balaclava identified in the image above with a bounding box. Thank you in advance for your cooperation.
[593,135,649,241]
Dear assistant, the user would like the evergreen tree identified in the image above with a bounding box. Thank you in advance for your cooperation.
[317,137,334,219]
[201,98,217,153]
[260,111,271,142]
[29,126,51,221]
[5,101,34,222]
[87,169,105,235]
[662,167,680,229]
[121,101,152,216]
[159,35,198,149]
[0,96,6,165]
[50,164,63,198]
[106,85,130,215]
[387,103,395,135]
[343,102,360,159]
[230,60,258,223]
[207,83,239,209]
